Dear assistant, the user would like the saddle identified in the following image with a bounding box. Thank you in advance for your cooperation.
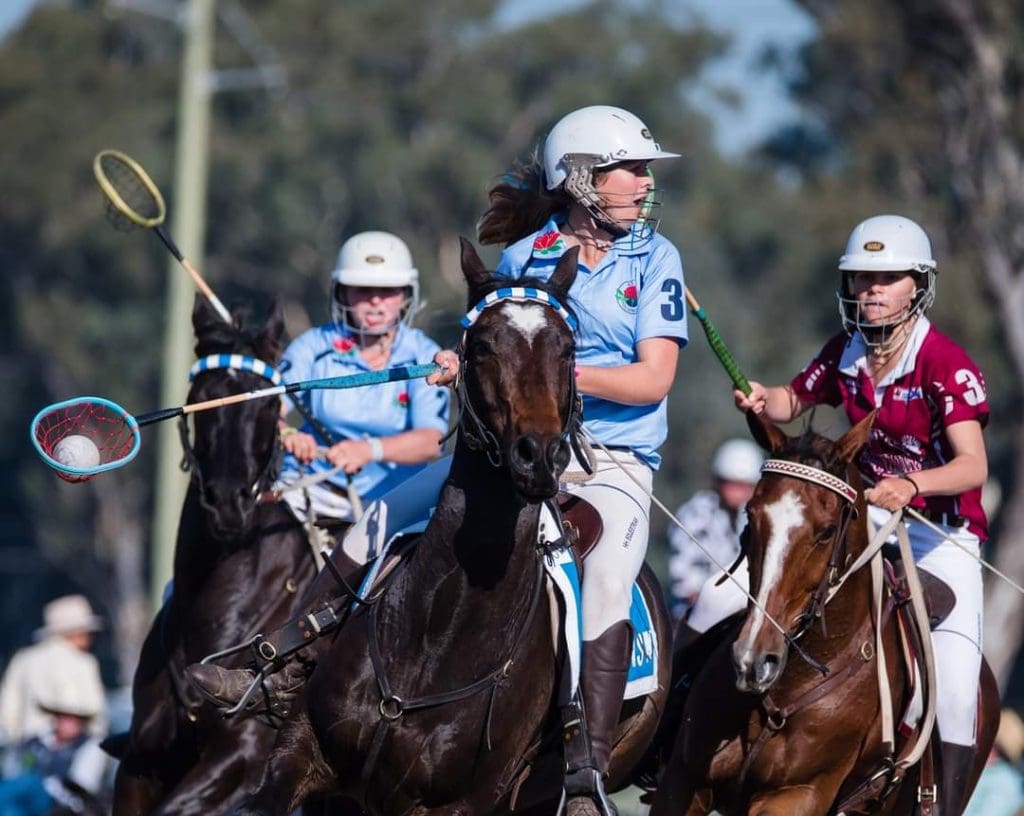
[553,492,603,564]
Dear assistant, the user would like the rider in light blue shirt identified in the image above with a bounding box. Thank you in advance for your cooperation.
[273,230,450,524]
[496,216,686,468]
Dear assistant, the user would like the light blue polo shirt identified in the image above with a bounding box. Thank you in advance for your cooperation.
[497,216,687,468]
[277,323,450,500]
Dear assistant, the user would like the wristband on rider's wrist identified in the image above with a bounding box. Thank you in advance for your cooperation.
[366,436,384,462]
[897,472,920,500]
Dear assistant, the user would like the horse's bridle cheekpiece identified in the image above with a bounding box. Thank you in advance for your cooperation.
[760,457,860,646]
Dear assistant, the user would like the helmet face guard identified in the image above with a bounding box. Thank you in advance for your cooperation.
[331,283,417,337]
[836,266,936,349]
[562,155,665,248]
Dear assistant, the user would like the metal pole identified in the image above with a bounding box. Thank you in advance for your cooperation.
[149,0,215,610]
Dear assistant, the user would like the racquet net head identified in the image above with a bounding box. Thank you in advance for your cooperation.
[30,397,141,482]
[93,150,167,231]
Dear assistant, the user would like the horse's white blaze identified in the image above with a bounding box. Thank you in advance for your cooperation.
[745,490,806,644]
[502,302,547,345]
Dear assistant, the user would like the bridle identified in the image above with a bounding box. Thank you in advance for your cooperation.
[179,353,283,512]
[449,286,586,470]
[759,457,860,642]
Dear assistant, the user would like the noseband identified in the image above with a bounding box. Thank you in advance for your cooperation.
[760,458,859,639]
[451,287,584,469]
[179,354,283,506]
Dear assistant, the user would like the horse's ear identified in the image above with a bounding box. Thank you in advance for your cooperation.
[547,246,579,302]
[256,297,286,364]
[459,237,490,296]
[834,409,877,465]
[193,293,218,334]
[746,410,789,455]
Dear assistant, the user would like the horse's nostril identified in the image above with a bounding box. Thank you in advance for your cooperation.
[756,654,781,685]
[549,438,570,470]
[513,435,541,466]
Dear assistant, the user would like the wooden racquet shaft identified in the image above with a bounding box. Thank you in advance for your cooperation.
[684,287,752,396]
[154,225,233,324]
[135,363,440,427]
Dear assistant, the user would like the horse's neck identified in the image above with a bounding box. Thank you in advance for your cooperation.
[410,447,541,606]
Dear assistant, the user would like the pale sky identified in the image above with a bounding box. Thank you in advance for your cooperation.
[1,0,815,155]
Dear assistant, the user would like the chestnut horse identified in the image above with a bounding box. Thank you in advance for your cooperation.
[111,297,323,816]
[231,240,671,816]
[651,411,998,816]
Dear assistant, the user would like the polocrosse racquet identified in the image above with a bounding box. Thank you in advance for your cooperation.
[684,287,752,397]
[31,363,439,482]
[93,149,233,324]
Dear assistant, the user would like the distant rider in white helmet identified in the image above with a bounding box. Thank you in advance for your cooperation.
[667,438,763,621]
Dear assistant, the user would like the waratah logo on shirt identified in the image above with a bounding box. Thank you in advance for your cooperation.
[615,282,639,312]
[333,336,357,356]
[394,391,410,409]
[533,231,566,256]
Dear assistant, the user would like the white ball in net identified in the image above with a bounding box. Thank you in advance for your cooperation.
[53,434,101,469]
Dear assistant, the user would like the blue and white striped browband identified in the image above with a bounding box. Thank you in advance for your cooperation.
[188,354,283,386]
[461,287,577,331]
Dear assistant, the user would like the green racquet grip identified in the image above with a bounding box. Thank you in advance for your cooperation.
[692,307,752,396]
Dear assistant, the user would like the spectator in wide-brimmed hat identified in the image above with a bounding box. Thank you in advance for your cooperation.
[0,684,109,815]
[0,595,107,744]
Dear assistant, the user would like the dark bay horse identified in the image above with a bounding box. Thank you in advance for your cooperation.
[651,411,998,816]
[232,239,670,816]
[111,297,322,815]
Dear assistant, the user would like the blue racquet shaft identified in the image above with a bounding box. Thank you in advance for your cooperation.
[136,363,440,426]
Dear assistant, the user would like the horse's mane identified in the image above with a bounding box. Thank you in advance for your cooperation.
[776,413,847,478]
[193,304,284,363]
[467,272,579,325]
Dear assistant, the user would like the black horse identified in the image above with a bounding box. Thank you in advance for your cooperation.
[110,297,323,816]
[230,240,671,816]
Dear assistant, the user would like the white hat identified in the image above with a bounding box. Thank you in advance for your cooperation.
[34,683,102,720]
[33,594,103,640]
[712,439,765,484]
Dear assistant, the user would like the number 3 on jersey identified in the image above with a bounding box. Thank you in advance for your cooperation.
[661,279,684,321]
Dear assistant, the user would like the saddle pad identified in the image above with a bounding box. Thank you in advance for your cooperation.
[544,547,659,701]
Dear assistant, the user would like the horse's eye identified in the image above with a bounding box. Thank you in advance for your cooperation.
[816,525,837,545]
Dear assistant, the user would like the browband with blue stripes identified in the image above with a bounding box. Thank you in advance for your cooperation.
[188,354,283,386]
[461,287,576,331]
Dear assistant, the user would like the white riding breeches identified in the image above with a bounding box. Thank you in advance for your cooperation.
[339,456,453,564]
[562,448,653,642]
[685,505,983,746]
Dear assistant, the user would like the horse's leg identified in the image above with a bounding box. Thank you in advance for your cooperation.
[235,707,335,816]
[647,772,713,816]
[149,726,273,816]
[745,786,830,816]
[112,762,166,816]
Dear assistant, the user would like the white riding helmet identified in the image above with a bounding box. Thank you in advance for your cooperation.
[836,215,937,343]
[330,231,420,334]
[542,106,679,242]
[712,439,764,485]
[542,105,680,190]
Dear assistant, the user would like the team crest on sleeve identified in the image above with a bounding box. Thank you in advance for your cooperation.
[615,282,639,313]
[532,230,566,257]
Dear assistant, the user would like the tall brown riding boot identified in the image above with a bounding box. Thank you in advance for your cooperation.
[560,621,632,816]
[186,548,364,715]
[937,741,975,816]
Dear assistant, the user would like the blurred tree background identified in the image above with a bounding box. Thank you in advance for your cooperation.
[1,0,1022,711]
